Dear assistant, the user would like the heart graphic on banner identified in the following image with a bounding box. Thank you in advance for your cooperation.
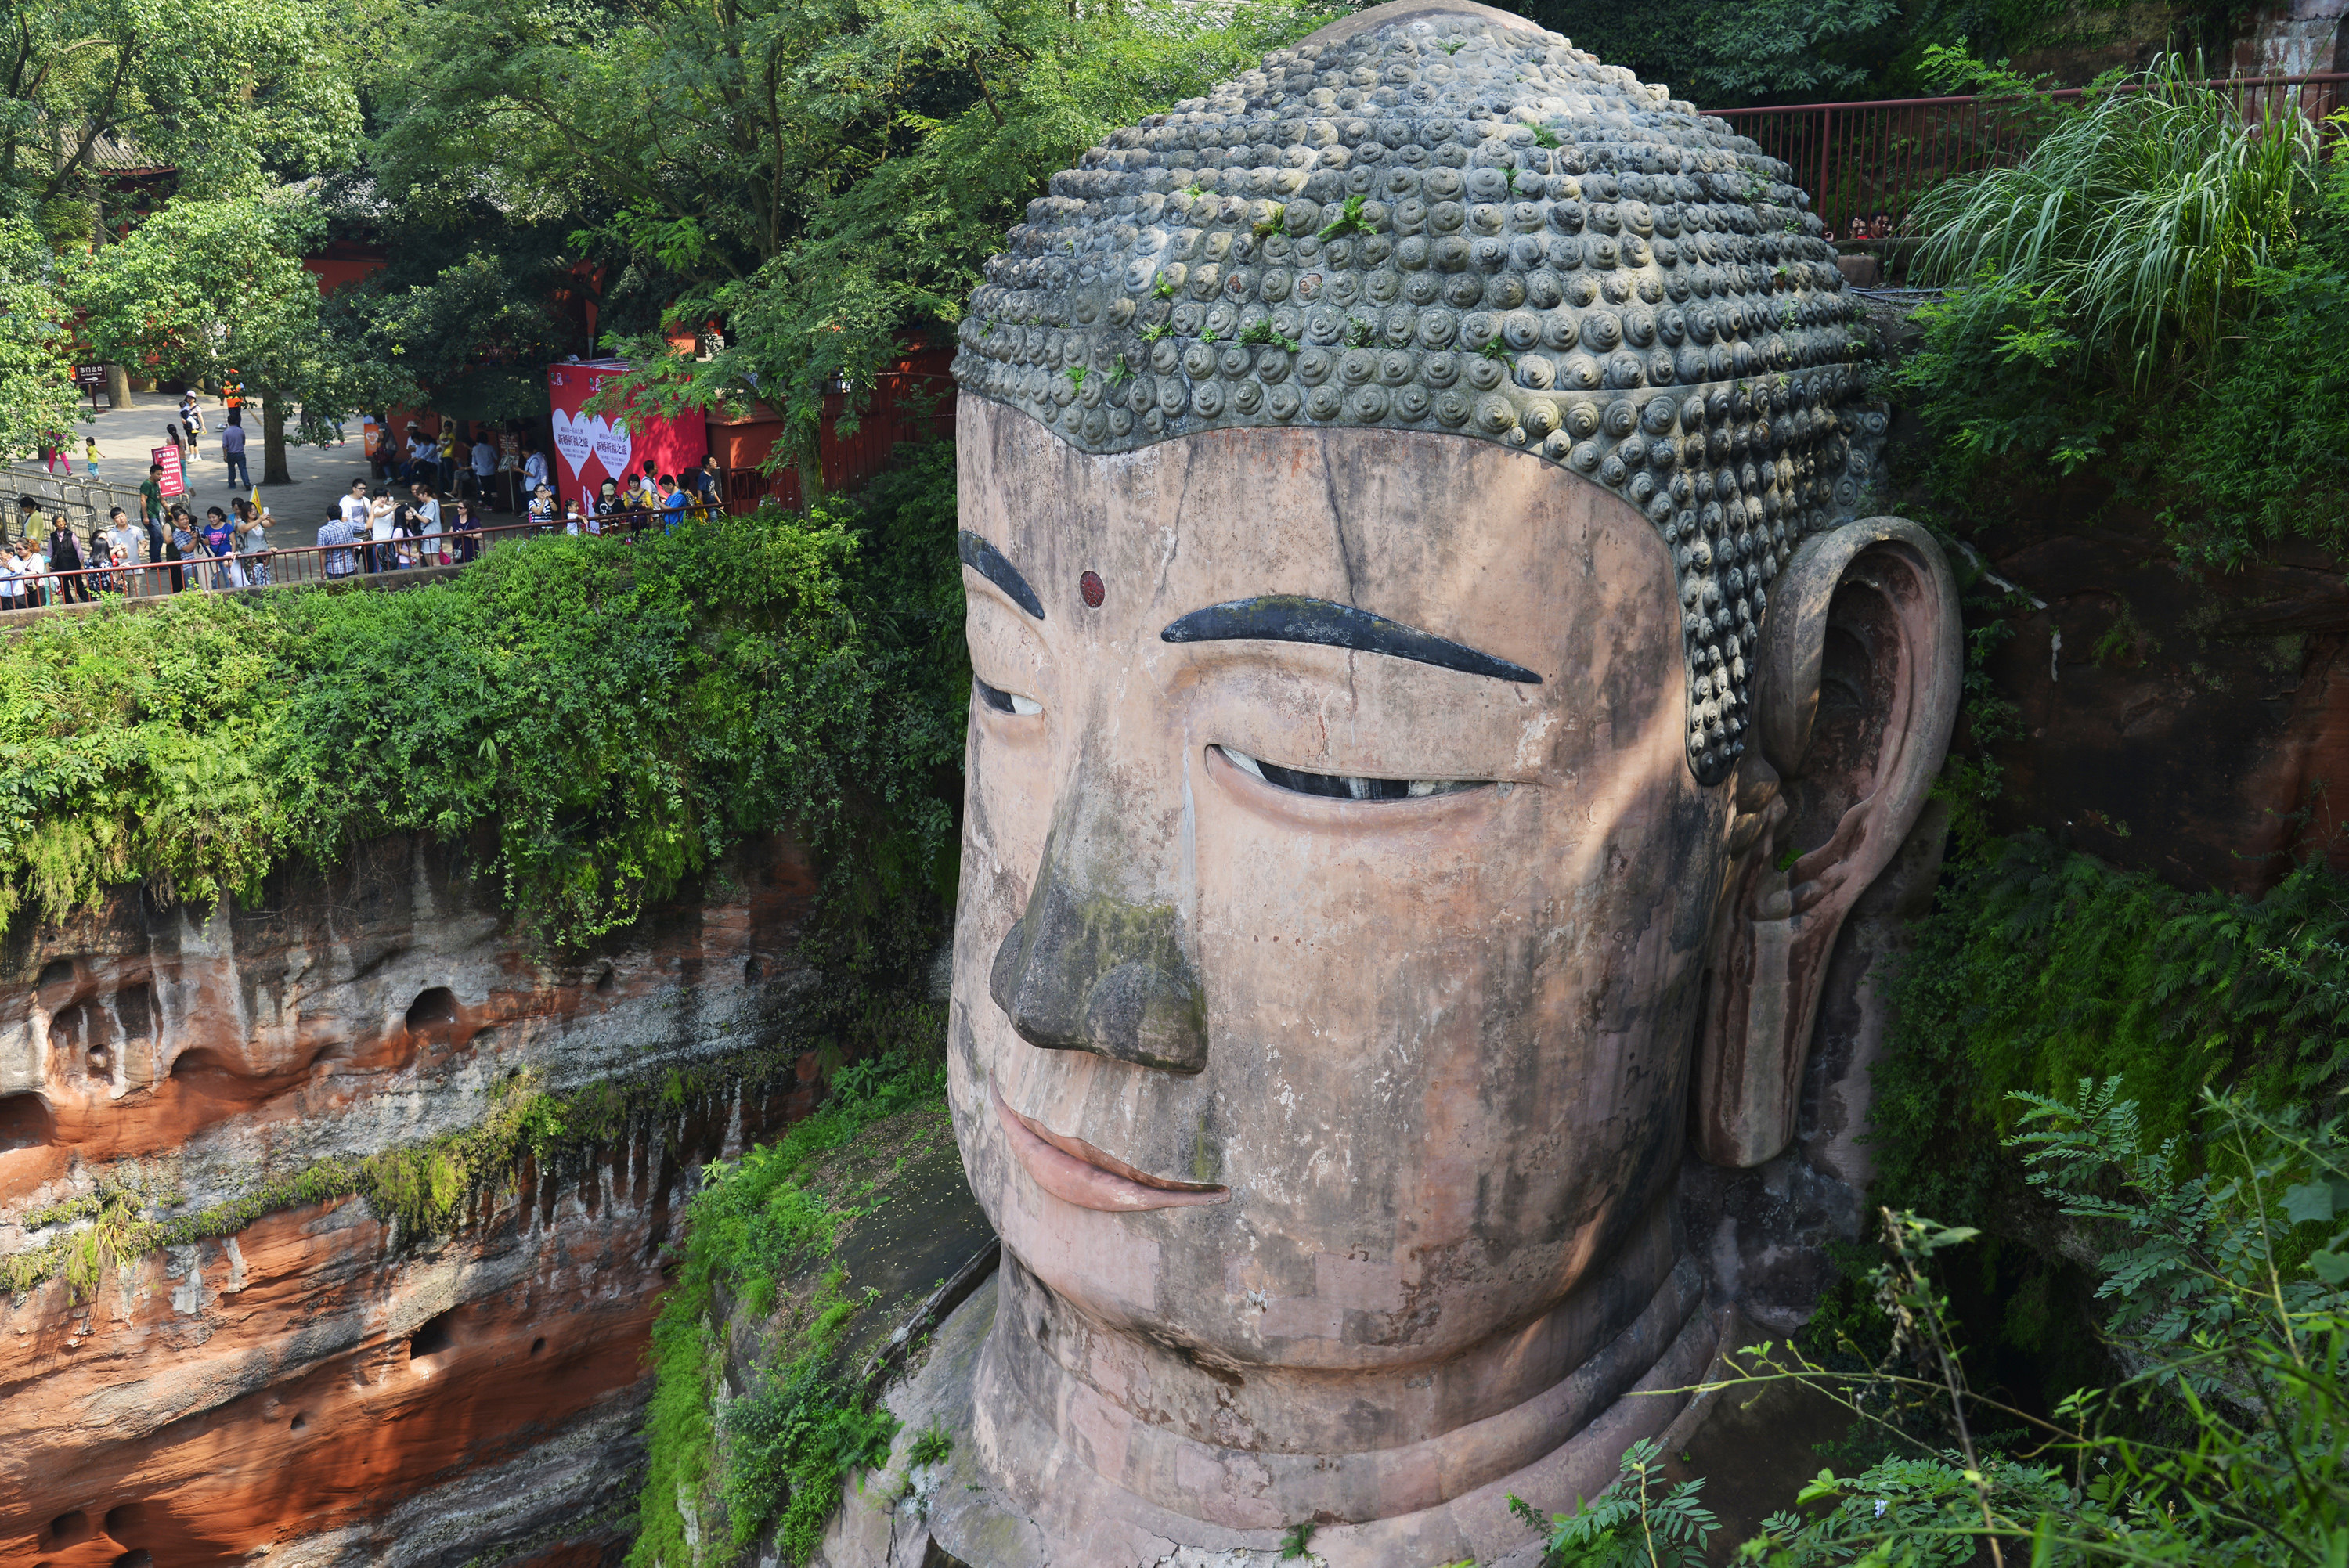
[591,417,633,480]
[550,408,598,478]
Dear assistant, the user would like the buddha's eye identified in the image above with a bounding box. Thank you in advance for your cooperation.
[1216,746,1481,801]
[976,678,1042,716]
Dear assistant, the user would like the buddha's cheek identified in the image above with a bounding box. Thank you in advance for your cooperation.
[1189,773,1709,1319]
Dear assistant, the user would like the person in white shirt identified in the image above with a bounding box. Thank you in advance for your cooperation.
[0,546,20,610]
[339,479,370,532]
[106,507,146,596]
[367,489,398,573]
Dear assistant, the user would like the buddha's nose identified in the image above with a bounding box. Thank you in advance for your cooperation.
[988,816,1207,1075]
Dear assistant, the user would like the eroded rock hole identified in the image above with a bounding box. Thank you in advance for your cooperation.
[530,1336,546,1356]
[409,1310,456,1361]
[405,986,460,1035]
[594,964,616,997]
[168,1049,247,1101]
[290,1413,308,1432]
[0,1094,56,1151]
[103,1503,146,1538]
[46,1511,89,1547]
[48,994,128,1076]
[36,957,74,990]
[743,956,764,984]
[111,1552,152,1568]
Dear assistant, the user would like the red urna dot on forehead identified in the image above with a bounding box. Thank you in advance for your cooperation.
[1080,571,1105,608]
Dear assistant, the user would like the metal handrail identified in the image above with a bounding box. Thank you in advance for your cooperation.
[1707,71,2349,243]
[1709,70,2349,117]
[1,504,723,614]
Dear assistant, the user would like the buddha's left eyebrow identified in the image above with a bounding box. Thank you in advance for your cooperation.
[958,530,1045,620]
[1160,596,1540,683]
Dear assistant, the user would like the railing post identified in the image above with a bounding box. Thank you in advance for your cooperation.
[1818,107,1835,235]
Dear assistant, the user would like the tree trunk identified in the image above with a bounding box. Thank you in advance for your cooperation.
[262,398,291,485]
[105,363,132,413]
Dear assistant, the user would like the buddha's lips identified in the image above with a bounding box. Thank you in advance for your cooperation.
[990,1084,1229,1212]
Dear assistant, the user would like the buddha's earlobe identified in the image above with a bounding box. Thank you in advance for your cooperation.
[1691,517,1962,1169]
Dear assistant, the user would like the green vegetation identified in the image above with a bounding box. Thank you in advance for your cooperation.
[383,0,1341,474]
[2,1040,817,1299]
[73,194,407,479]
[1693,1082,2349,1565]
[0,445,965,953]
[0,0,360,228]
[1894,72,2349,569]
[1915,62,2319,384]
[1871,834,2349,1228]
[633,1040,949,1568]
[1514,1439,1718,1566]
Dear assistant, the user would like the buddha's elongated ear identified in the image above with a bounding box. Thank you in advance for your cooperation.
[1693,517,1962,1168]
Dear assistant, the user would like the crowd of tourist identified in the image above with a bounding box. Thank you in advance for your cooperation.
[2,406,729,612]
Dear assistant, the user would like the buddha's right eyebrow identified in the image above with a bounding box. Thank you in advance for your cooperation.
[957,530,1045,620]
[1160,596,1540,683]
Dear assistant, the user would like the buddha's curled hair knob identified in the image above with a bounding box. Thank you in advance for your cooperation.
[949,0,1887,784]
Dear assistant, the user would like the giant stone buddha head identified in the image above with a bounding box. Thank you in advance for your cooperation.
[942,1,1960,1560]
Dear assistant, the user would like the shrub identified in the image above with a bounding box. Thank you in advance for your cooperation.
[0,453,967,949]
[1871,834,2349,1232]
[627,1039,948,1568]
[2154,152,2349,570]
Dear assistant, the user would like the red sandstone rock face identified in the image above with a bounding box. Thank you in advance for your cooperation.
[1,834,824,1566]
[1970,521,2349,893]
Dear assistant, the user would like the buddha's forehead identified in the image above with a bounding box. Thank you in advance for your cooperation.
[983,417,1661,630]
[962,406,1681,700]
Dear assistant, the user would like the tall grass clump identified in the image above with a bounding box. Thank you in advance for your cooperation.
[1914,56,2321,383]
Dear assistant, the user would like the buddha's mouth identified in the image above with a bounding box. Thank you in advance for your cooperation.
[990,1083,1229,1212]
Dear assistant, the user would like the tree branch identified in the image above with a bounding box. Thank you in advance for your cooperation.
[969,51,1005,128]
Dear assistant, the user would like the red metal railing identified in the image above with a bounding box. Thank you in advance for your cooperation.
[1711,72,2349,243]
[2,506,723,613]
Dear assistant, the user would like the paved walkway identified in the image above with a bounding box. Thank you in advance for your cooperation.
[64,391,375,534]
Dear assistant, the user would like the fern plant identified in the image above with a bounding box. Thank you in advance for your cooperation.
[1715,1083,2349,1566]
[1510,1439,1717,1566]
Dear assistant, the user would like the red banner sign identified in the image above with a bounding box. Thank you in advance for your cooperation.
[150,445,185,496]
[545,361,709,512]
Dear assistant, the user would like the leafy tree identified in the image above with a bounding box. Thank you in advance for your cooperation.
[0,0,361,231]
[71,194,409,481]
[366,0,1340,483]
[0,220,85,468]
[1499,0,1901,106]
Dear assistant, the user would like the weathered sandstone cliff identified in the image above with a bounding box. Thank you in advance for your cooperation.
[2,832,830,1566]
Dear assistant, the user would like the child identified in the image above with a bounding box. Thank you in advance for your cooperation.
[84,434,99,477]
